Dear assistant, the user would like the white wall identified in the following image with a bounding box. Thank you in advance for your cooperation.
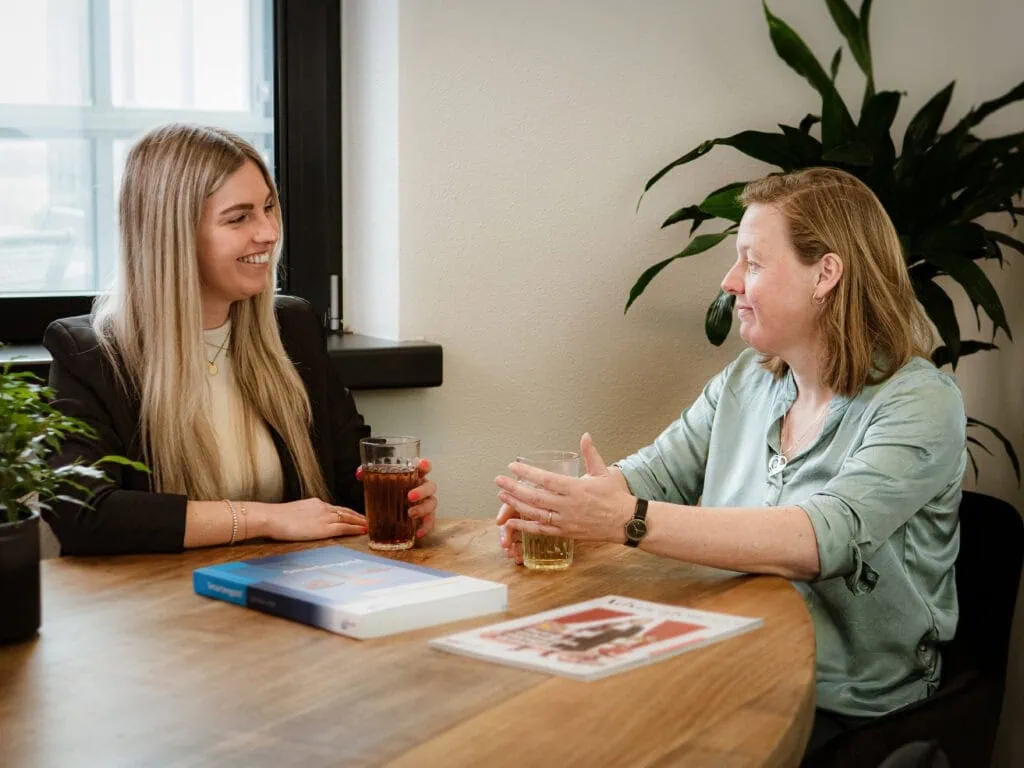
[342,1,1024,764]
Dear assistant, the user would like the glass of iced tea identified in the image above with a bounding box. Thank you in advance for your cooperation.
[359,436,421,551]
[514,450,579,571]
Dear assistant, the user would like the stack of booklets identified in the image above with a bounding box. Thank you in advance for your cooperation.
[430,595,763,681]
[194,546,508,639]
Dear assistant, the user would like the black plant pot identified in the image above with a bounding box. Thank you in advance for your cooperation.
[0,506,41,643]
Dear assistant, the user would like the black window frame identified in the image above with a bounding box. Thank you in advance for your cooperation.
[0,0,341,344]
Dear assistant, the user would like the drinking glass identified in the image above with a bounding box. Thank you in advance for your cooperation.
[514,450,579,571]
[359,436,420,551]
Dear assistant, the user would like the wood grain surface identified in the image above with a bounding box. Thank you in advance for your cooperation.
[0,519,816,767]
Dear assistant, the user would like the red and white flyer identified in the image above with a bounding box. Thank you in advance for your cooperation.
[430,595,763,681]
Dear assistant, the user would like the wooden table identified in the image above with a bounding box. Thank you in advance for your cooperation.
[0,520,816,767]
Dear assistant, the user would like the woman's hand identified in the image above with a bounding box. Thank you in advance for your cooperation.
[494,433,634,545]
[251,498,367,541]
[409,458,438,540]
[496,504,524,564]
[356,458,438,541]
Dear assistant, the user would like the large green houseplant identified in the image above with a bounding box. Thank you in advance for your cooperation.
[0,364,144,642]
[628,0,1022,482]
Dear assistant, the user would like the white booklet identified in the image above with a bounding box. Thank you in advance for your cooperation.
[430,595,762,681]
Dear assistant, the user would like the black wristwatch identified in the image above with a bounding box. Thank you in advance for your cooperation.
[624,498,649,548]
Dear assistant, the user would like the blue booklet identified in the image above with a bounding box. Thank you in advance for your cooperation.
[194,545,508,639]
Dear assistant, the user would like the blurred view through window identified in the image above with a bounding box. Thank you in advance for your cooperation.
[0,0,274,295]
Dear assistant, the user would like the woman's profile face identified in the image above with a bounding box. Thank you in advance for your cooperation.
[721,203,822,357]
[196,160,279,313]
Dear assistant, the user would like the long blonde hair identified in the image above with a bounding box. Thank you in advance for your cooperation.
[93,123,329,500]
[740,168,933,396]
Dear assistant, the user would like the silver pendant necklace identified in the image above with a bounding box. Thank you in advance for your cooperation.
[769,401,830,478]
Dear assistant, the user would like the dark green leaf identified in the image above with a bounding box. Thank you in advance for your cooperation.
[799,113,821,133]
[956,153,1024,222]
[981,238,1005,267]
[821,141,874,165]
[985,229,1024,257]
[858,91,901,146]
[930,340,998,369]
[705,290,736,346]
[967,436,993,456]
[639,131,798,207]
[858,0,875,98]
[639,140,718,205]
[954,131,1024,183]
[916,223,988,254]
[625,231,735,313]
[900,82,955,163]
[921,252,1012,342]
[825,0,870,79]
[967,417,1021,484]
[779,124,823,165]
[721,132,801,170]
[966,446,980,484]
[698,182,748,222]
[661,205,714,234]
[829,46,842,81]
[761,2,855,144]
[763,1,833,97]
[913,278,960,365]
[967,79,1024,127]
[821,85,858,150]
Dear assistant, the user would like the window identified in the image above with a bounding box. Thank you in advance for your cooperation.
[0,0,341,343]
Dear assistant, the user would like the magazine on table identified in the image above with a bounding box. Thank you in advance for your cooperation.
[429,594,762,681]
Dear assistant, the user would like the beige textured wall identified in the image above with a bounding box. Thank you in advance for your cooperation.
[342,1,1023,763]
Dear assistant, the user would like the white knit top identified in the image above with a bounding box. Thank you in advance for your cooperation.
[202,320,285,503]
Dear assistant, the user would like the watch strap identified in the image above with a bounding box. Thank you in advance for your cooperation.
[624,498,649,547]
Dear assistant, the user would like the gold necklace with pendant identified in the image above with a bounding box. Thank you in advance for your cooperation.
[205,333,230,376]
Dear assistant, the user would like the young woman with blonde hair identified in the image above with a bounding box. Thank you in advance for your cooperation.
[495,168,966,759]
[44,123,438,555]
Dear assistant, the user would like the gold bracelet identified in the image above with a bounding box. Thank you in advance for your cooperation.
[224,500,239,545]
[239,502,248,541]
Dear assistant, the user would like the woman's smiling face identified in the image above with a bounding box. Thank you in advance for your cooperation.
[721,202,824,356]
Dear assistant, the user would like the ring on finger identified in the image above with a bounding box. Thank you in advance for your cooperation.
[547,511,553,526]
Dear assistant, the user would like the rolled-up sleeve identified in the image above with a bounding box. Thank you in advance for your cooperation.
[615,367,728,505]
[796,373,967,594]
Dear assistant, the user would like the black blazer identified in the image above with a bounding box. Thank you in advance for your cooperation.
[43,295,370,556]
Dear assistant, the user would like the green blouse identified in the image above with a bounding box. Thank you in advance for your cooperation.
[616,348,966,716]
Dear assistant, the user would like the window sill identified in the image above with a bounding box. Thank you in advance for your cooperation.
[0,334,443,391]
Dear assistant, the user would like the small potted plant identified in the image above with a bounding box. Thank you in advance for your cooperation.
[0,364,145,643]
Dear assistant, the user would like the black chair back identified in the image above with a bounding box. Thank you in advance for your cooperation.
[942,490,1024,680]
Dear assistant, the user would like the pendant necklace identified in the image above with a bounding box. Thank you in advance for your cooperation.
[768,401,830,478]
[205,333,230,376]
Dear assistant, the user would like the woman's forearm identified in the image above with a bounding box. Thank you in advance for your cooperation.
[639,502,821,581]
[183,500,272,548]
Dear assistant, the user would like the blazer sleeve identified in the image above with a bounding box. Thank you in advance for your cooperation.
[43,321,188,556]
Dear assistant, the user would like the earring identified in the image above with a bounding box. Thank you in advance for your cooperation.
[813,294,826,305]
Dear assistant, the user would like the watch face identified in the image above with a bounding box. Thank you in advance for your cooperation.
[625,518,648,541]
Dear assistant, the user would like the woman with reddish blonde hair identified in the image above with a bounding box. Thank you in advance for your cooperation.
[497,168,966,759]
